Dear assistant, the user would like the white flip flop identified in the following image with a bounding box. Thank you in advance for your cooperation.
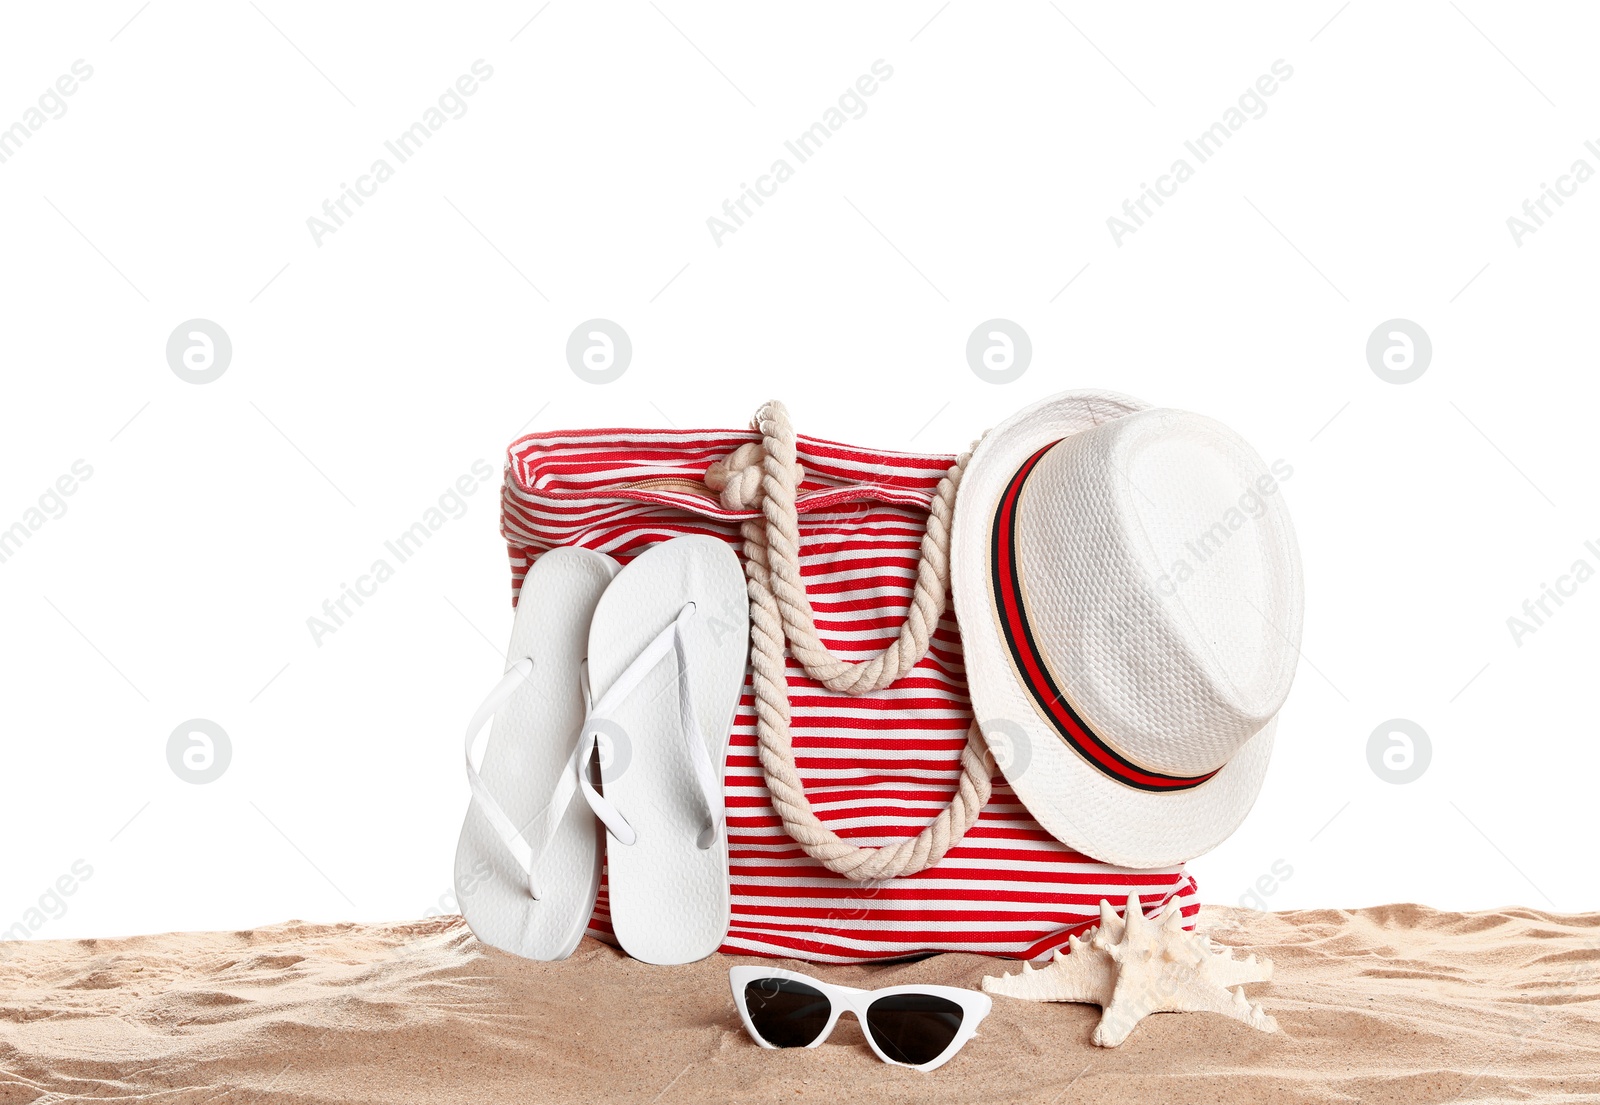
[579,535,749,965]
[454,546,619,961]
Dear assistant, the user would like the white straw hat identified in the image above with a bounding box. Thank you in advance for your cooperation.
[950,390,1303,868]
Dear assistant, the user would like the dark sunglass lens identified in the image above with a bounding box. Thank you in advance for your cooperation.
[743,978,832,1048]
[864,994,965,1067]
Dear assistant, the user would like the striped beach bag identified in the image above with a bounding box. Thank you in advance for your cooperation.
[499,404,1199,964]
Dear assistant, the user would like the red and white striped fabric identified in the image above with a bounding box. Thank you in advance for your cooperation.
[501,424,1200,964]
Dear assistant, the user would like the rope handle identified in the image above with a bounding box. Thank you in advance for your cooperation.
[706,401,968,694]
[705,400,993,880]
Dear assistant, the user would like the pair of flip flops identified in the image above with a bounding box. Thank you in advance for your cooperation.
[454,536,749,965]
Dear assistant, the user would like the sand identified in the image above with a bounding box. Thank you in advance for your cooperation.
[2,905,1598,1104]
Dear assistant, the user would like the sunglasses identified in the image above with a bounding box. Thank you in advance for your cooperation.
[729,966,992,1072]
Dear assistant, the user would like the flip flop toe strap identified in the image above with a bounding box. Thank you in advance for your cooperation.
[463,658,585,901]
[579,603,725,850]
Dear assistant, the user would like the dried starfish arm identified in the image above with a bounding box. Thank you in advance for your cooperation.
[980,932,1113,1005]
[1095,975,1278,1046]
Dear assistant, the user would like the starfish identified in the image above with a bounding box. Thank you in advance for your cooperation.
[982,894,1278,1046]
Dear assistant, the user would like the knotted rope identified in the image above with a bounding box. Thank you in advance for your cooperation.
[705,401,992,880]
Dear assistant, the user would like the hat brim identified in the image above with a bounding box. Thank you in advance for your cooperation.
[950,389,1275,869]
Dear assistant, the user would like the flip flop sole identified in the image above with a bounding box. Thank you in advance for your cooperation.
[586,535,749,965]
[454,546,619,961]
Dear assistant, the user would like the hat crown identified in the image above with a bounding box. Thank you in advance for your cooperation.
[1013,408,1302,777]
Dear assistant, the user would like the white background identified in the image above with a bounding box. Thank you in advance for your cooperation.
[2,1,1596,941]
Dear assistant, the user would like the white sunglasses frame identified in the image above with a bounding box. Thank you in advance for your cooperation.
[728,965,992,1072]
